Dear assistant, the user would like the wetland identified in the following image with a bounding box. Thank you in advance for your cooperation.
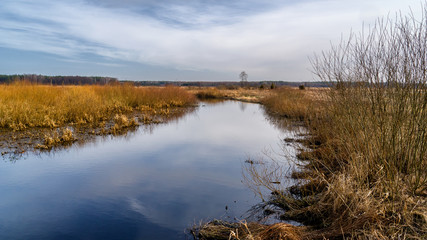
[0,100,298,240]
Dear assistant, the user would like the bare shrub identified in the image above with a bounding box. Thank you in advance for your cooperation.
[242,3,426,239]
[307,3,427,238]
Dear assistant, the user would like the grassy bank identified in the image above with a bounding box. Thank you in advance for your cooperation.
[0,82,196,151]
[0,82,195,130]
[194,5,426,239]
[261,87,325,120]
[194,84,426,240]
[250,85,426,239]
[190,87,273,103]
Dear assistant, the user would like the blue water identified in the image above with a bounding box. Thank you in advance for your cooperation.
[0,101,293,240]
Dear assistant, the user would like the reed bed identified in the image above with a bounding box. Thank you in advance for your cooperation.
[239,5,427,239]
[261,87,324,120]
[191,87,273,103]
[0,82,196,131]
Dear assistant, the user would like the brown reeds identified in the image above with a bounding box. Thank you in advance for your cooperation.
[0,82,196,131]
[192,220,302,240]
[261,87,323,120]
[242,3,427,239]
[192,87,273,103]
[194,87,227,99]
[0,82,196,152]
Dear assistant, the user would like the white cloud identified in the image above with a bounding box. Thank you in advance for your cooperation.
[0,0,423,80]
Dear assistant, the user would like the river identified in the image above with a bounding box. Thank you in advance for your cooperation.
[0,101,298,240]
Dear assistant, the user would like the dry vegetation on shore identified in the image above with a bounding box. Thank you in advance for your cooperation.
[1,5,425,239]
[194,5,426,240]
[190,87,274,103]
[0,82,196,151]
[194,84,426,240]
[0,82,195,130]
[261,87,325,120]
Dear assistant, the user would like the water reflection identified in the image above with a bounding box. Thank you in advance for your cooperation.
[239,101,248,112]
[260,106,306,133]
[0,101,296,240]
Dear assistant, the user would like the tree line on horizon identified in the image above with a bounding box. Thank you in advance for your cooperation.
[0,74,330,88]
[0,74,119,85]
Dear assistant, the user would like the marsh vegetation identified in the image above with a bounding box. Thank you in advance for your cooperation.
[194,4,426,240]
[0,82,196,152]
[1,5,426,240]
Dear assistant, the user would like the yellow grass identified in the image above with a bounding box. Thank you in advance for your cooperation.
[192,220,303,240]
[189,87,273,103]
[242,82,426,238]
[0,82,196,131]
[261,87,323,120]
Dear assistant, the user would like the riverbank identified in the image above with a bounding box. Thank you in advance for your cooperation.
[0,82,196,154]
[192,84,426,239]
[195,5,427,239]
[190,87,273,103]
[1,82,425,238]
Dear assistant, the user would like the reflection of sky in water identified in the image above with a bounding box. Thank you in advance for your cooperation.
[0,101,298,240]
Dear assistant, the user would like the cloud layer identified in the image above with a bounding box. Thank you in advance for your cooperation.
[0,0,423,80]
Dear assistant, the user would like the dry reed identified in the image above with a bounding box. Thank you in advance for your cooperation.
[192,220,302,240]
[261,87,323,120]
[0,82,196,131]
[242,4,427,239]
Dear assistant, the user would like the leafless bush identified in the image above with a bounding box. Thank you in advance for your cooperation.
[243,3,426,239]
[307,2,427,238]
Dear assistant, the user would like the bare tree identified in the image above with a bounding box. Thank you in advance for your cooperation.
[239,71,248,87]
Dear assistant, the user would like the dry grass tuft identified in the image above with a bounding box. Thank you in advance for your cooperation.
[35,128,77,149]
[258,223,302,240]
[191,220,302,240]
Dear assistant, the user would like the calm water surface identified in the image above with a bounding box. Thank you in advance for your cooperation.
[0,101,296,240]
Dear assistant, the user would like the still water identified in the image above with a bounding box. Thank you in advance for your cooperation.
[0,101,295,240]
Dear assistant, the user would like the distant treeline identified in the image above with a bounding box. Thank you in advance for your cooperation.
[0,74,119,85]
[122,80,331,88]
[0,74,330,87]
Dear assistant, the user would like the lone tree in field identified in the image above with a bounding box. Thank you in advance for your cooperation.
[239,71,248,87]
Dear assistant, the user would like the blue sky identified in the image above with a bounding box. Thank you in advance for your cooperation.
[0,0,423,81]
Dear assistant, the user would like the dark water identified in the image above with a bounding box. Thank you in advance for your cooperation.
[0,101,296,240]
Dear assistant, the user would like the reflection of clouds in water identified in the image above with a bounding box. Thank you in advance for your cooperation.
[0,101,297,238]
[128,197,150,217]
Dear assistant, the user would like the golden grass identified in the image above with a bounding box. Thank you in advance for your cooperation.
[0,82,196,131]
[192,220,302,240]
[189,87,273,103]
[237,81,426,239]
[261,87,324,120]
[247,84,427,239]
[35,128,76,150]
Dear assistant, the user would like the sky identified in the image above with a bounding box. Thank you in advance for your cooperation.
[0,0,424,81]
